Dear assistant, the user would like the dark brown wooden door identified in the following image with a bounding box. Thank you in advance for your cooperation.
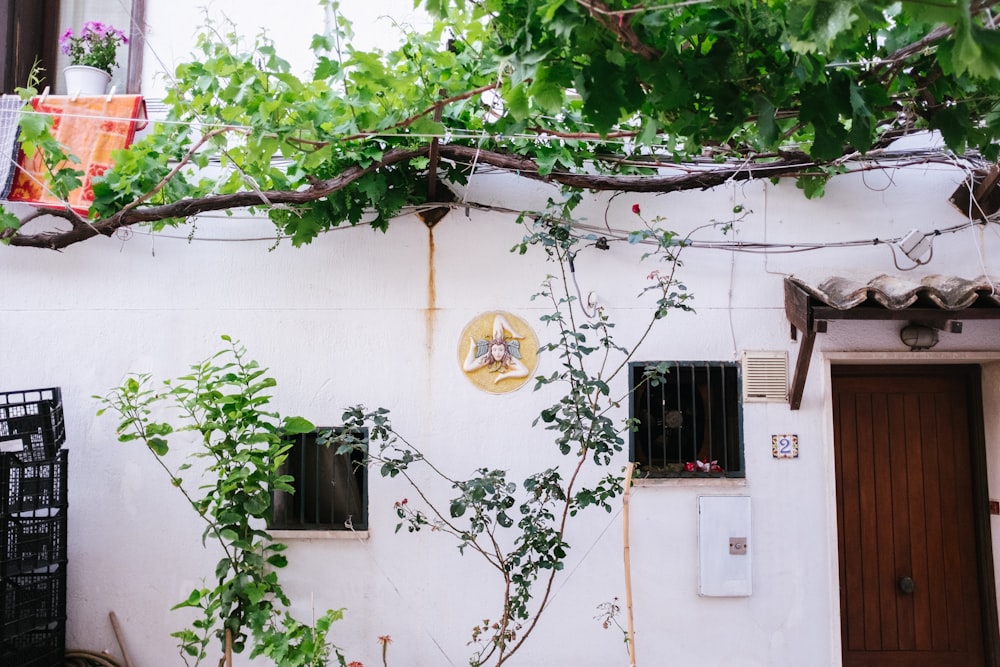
[833,365,991,667]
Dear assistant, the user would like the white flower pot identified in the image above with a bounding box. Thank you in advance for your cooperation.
[63,65,112,96]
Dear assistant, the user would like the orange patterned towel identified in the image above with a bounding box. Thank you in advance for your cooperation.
[7,95,145,214]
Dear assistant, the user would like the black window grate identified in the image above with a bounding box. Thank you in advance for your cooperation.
[270,429,367,531]
[630,362,744,477]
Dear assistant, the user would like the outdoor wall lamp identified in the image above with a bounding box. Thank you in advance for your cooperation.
[900,323,939,351]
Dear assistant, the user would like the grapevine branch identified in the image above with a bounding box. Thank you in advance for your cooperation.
[3,10,992,251]
[2,144,820,250]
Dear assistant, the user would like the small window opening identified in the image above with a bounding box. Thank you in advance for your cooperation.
[270,428,367,531]
[630,361,744,478]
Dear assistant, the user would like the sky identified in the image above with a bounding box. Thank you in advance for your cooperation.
[142,0,432,92]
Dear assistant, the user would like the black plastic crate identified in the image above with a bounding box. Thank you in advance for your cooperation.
[0,620,64,666]
[0,567,65,639]
[0,513,66,577]
[0,388,61,410]
[1,450,67,515]
[0,388,65,461]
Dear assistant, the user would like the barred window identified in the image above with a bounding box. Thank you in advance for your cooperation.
[629,362,744,477]
[270,429,367,531]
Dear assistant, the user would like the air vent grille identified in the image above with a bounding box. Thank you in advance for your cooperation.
[741,351,788,402]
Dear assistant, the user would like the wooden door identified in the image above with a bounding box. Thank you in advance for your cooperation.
[833,365,995,667]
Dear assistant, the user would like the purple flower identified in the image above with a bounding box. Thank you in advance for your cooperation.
[59,29,74,55]
[83,21,106,36]
[59,22,128,74]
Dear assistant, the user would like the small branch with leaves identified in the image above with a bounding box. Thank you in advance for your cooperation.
[324,198,693,666]
[97,336,346,667]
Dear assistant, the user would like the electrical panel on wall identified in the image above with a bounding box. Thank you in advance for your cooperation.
[698,495,752,597]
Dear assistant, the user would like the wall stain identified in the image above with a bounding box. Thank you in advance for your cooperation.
[425,226,437,359]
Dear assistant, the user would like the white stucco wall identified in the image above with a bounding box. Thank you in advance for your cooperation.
[8,3,1000,666]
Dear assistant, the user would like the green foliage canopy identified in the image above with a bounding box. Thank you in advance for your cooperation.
[462,0,1000,158]
[3,0,1000,249]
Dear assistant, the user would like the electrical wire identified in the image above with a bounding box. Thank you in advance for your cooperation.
[569,251,599,319]
[2,91,989,228]
[948,153,998,292]
[889,239,935,271]
[725,182,740,357]
[576,0,714,16]
[344,521,459,667]
[127,197,994,265]
[547,503,626,606]
[569,217,983,253]
[8,102,997,164]
[64,650,124,667]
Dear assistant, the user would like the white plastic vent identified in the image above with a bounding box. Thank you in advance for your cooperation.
[741,351,788,402]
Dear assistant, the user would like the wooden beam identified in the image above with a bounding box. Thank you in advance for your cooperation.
[40,0,58,88]
[784,278,812,332]
[789,329,816,411]
[785,278,818,410]
[0,2,12,92]
[950,165,1000,222]
[127,0,146,94]
[812,306,1000,321]
[418,89,450,228]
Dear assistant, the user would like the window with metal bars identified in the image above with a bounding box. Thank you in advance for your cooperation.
[270,428,367,531]
[629,361,744,477]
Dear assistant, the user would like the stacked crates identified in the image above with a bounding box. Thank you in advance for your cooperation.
[0,388,67,666]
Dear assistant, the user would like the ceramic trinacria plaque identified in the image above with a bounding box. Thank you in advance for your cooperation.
[459,311,539,393]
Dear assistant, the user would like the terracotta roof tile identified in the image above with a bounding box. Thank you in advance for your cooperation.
[786,274,1000,311]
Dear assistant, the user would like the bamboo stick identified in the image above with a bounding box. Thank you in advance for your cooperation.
[225,628,233,667]
[108,611,134,667]
[623,462,637,667]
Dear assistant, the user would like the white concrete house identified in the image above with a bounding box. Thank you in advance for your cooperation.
[2,2,1000,667]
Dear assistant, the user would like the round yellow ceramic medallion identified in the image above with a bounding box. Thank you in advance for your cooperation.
[458,311,539,393]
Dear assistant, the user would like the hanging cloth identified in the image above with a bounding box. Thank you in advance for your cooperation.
[7,95,146,214]
[0,95,25,199]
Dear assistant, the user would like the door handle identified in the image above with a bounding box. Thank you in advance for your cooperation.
[898,576,915,595]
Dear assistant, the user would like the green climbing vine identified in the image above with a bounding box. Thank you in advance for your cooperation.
[97,336,345,667]
[323,198,693,666]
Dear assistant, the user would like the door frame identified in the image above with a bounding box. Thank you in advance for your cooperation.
[823,354,1000,667]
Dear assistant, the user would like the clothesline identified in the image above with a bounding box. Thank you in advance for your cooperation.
[0,90,977,227]
[1,102,970,165]
[1,94,145,212]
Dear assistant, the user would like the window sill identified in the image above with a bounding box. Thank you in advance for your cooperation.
[269,530,369,540]
[632,476,747,488]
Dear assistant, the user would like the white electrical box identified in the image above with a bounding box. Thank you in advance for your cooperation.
[698,495,752,597]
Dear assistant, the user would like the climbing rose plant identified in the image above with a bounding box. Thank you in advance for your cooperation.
[322,197,694,666]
